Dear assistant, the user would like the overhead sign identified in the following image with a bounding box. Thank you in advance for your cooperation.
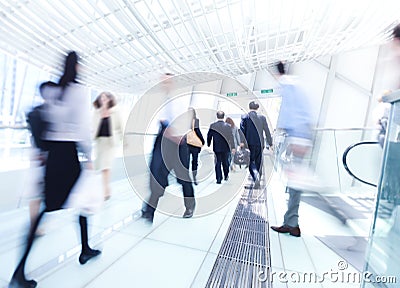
[261,89,273,94]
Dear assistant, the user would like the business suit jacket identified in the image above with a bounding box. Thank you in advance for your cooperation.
[240,111,272,148]
[207,120,234,152]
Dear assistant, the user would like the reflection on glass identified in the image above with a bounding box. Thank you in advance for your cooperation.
[363,100,400,287]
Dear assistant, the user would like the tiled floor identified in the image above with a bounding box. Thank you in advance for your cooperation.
[0,169,242,288]
[266,167,374,288]
[0,154,377,288]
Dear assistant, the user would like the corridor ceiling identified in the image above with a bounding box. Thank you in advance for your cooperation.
[0,0,399,93]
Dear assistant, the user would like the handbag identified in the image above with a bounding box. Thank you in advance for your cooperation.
[64,169,104,215]
[186,119,203,148]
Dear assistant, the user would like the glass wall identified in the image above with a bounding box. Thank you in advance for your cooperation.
[363,98,400,287]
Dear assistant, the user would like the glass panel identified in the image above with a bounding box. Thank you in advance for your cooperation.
[363,100,400,287]
[312,129,381,195]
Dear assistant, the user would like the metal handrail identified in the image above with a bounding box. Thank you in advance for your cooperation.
[314,127,378,131]
[342,141,379,187]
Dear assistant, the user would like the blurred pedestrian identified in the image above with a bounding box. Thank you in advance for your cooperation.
[141,73,196,222]
[270,61,313,238]
[10,51,100,288]
[225,117,240,171]
[240,101,272,189]
[373,91,391,148]
[92,92,123,200]
[25,81,57,237]
[186,107,204,185]
[207,111,235,184]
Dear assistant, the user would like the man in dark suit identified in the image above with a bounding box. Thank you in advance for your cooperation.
[207,111,235,184]
[240,101,272,189]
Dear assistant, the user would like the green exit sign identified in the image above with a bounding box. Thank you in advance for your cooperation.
[261,89,273,94]
[227,92,237,97]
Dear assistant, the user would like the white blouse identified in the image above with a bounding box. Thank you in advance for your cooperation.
[42,82,92,160]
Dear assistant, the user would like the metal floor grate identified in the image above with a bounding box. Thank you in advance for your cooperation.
[205,181,272,288]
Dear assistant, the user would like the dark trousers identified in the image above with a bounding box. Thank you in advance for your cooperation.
[45,141,81,211]
[248,145,263,182]
[144,136,195,216]
[214,151,229,182]
[188,144,201,172]
[12,141,92,281]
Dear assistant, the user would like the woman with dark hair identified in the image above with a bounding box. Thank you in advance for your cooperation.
[92,91,123,200]
[225,117,240,171]
[10,51,100,288]
[186,107,204,185]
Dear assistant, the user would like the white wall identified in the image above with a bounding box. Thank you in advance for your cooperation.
[290,45,384,192]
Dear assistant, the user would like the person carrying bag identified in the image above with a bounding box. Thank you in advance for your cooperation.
[186,108,204,185]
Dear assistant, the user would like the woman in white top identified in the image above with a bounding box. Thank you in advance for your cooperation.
[10,51,100,288]
[92,92,123,200]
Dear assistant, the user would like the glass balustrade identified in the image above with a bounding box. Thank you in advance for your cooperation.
[363,91,400,287]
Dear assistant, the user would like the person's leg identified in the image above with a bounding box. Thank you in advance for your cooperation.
[29,199,44,236]
[191,150,199,185]
[248,145,258,183]
[181,180,195,218]
[78,215,101,264]
[221,152,230,180]
[102,169,111,200]
[142,173,167,223]
[254,145,263,187]
[283,188,302,227]
[10,210,46,287]
[176,143,195,216]
[215,152,223,183]
[271,187,302,237]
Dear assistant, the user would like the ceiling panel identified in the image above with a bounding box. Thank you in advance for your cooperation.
[0,0,399,93]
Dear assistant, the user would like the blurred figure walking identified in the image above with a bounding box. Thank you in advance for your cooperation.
[10,51,100,288]
[225,117,240,171]
[186,107,205,185]
[141,73,196,222]
[240,101,272,189]
[92,92,123,200]
[25,81,57,237]
[270,61,313,238]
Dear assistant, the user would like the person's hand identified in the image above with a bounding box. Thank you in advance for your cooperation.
[85,161,94,170]
[240,143,244,148]
[232,149,236,154]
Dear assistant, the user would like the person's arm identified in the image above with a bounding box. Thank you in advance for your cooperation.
[194,118,205,145]
[207,125,213,147]
[92,110,99,140]
[226,125,235,150]
[262,116,273,147]
[234,127,240,148]
[75,85,93,162]
[239,116,247,145]
[114,107,124,143]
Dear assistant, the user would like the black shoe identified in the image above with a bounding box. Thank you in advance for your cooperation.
[9,276,37,288]
[79,248,101,265]
[183,209,194,218]
[224,175,229,181]
[141,210,154,223]
[271,225,301,237]
[216,181,221,184]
